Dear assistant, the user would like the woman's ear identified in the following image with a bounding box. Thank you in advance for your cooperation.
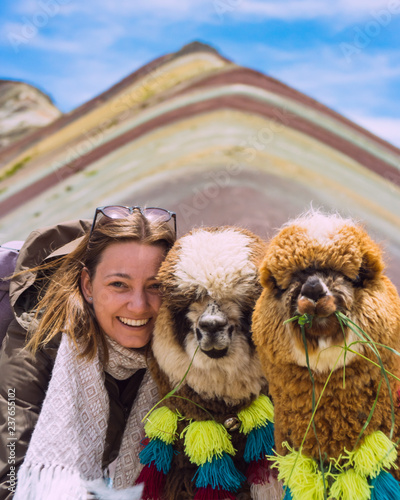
[81,267,93,304]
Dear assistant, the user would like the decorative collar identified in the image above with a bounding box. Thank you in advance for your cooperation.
[136,394,283,499]
[270,431,399,500]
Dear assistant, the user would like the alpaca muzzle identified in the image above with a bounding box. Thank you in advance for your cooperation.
[297,276,337,318]
[195,301,233,358]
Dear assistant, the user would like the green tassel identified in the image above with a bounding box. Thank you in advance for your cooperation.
[183,420,235,466]
[330,469,371,500]
[268,443,325,500]
[238,395,274,434]
[353,431,398,478]
[144,406,178,444]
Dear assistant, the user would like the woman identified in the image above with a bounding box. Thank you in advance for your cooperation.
[0,206,176,499]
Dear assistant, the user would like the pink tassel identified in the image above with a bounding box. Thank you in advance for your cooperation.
[135,462,166,500]
[246,458,274,485]
[194,486,236,499]
[397,388,400,407]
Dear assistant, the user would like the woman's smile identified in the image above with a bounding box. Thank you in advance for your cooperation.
[118,317,151,327]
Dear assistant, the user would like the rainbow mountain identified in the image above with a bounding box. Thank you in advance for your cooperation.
[0,41,399,288]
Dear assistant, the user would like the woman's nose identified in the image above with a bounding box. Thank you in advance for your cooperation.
[127,290,148,312]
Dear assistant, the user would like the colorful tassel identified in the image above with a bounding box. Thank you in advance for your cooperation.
[370,470,400,499]
[238,394,274,434]
[139,438,174,473]
[183,420,235,465]
[283,486,293,499]
[194,486,236,499]
[193,452,246,491]
[135,462,166,500]
[330,468,371,500]
[353,431,398,478]
[243,424,275,463]
[144,406,178,444]
[268,443,325,500]
[246,458,272,485]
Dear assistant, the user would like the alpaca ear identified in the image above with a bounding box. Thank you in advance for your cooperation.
[359,238,385,281]
[259,257,272,289]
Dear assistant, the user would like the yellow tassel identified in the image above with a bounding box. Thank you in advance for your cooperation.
[353,431,398,478]
[183,420,235,465]
[144,406,178,444]
[238,394,274,434]
[330,468,371,500]
[268,443,325,500]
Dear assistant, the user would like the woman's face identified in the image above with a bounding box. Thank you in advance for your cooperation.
[81,241,166,348]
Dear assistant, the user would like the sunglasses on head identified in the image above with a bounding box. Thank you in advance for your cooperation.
[89,205,176,238]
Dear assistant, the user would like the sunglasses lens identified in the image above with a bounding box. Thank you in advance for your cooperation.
[142,208,171,223]
[90,205,175,239]
[101,206,131,219]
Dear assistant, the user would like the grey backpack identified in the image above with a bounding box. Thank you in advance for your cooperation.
[0,241,24,346]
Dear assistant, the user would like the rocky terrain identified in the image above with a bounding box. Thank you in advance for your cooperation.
[0,80,61,150]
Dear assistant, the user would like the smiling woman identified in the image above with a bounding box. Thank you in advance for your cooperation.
[80,241,166,348]
[0,206,176,500]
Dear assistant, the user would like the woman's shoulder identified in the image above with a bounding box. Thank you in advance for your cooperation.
[9,219,91,334]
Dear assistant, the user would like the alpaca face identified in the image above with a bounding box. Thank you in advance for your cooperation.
[272,268,359,370]
[253,212,389,374]
[152,227,267,402]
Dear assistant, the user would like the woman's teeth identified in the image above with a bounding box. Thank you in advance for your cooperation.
[119,317,149,327]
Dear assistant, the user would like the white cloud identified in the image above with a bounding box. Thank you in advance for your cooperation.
[13,0,79,16]
[273,51,400,93]
[233,0,400,22]
[2,20,127,55]
[56,0,210,21]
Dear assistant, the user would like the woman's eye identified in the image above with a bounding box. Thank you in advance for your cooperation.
[148,282,161,291]
[110,281,127,288]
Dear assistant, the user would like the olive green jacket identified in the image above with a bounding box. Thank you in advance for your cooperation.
[0,220,145,499]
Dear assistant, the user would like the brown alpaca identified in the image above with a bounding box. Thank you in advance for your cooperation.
[140,226,283,500]
[252,211,400,494]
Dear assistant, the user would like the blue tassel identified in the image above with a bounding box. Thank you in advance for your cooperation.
[370,470,400,499]
[193,452,246,492]
[139,438,174,474]
[243,423,275,463]
[283,485,293,499]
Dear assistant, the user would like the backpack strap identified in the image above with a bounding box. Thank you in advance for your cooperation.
[0,242,24,346]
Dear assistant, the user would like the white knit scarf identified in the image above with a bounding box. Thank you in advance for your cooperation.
[14,334,160,500]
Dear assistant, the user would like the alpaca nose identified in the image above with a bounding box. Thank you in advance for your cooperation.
[198,316,228,333]
[300,276,326,302]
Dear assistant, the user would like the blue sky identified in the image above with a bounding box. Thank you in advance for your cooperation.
[1,0,400,147]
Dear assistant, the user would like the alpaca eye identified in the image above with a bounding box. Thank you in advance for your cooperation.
[270,275,285,296]
[349,267,369,287]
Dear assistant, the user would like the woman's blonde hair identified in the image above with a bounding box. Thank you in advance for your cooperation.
[27,212,176,360]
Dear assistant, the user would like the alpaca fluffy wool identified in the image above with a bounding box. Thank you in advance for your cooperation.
[252,211,400,481]
[148,226,273,499]
[174,229,258,302]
